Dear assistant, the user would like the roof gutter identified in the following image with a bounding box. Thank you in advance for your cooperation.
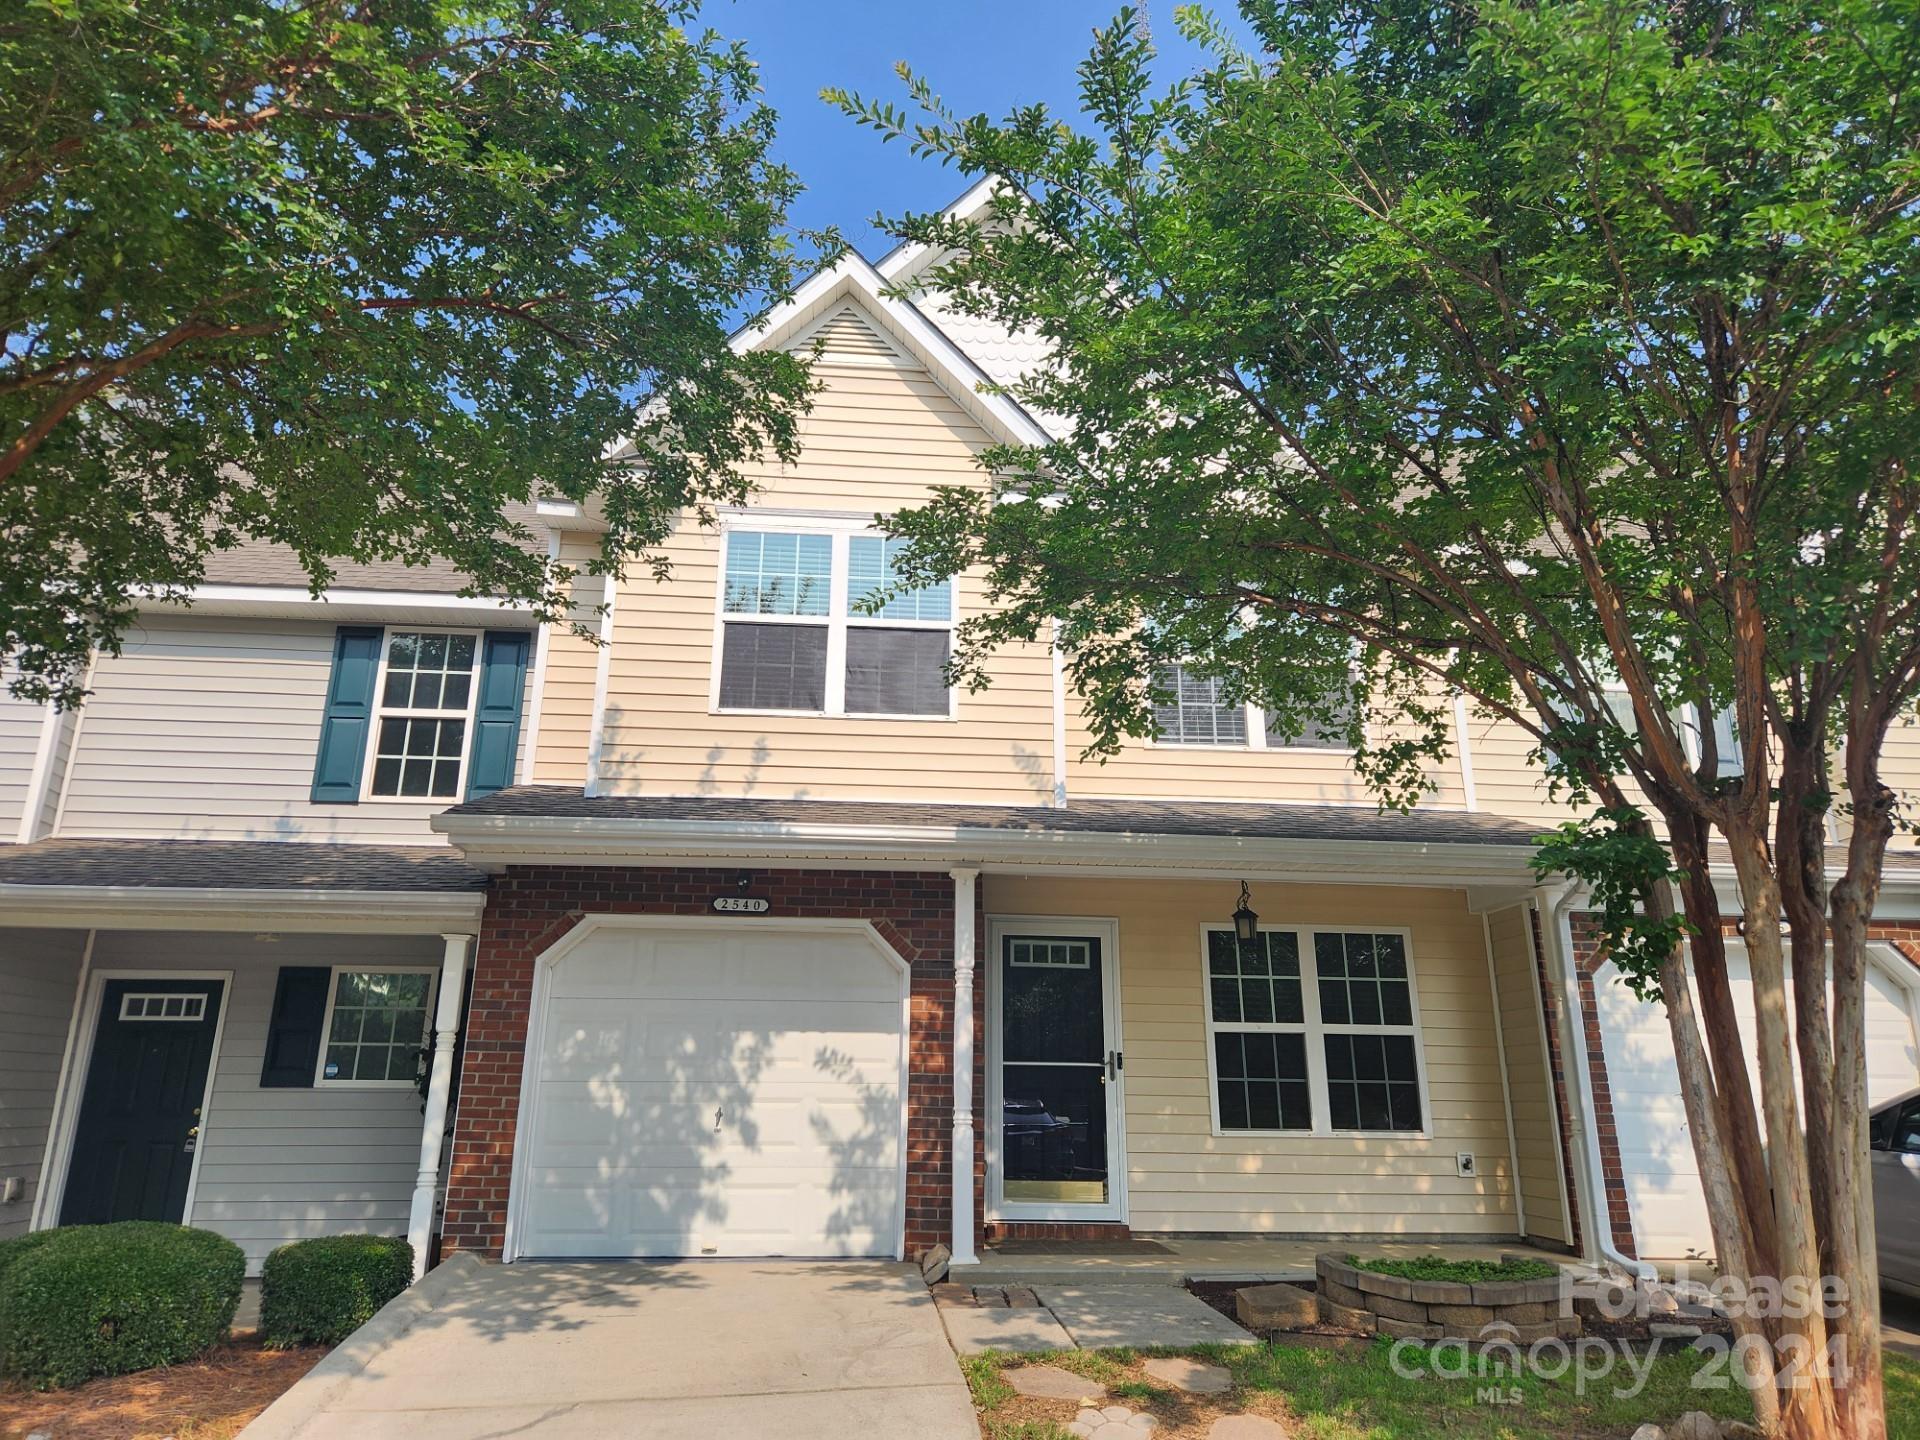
[430,810,1541,884]
[0,884,484,934]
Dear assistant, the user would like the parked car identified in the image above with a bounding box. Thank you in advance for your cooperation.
[1871,1087,1920,1296]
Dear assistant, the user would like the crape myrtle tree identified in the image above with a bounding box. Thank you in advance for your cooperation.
[3,0,812,707]
[832,1,1920,1433]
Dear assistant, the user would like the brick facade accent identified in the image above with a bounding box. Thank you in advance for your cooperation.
[440,865,981,1260]
[984,1221,1132,1243]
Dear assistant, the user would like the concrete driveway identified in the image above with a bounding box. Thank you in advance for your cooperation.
[245,1255,977,1440]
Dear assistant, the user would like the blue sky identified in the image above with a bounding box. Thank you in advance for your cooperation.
[706,1,1260,261]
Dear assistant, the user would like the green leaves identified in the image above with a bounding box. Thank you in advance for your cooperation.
[3,0,812,705]
[836,0,1920,976]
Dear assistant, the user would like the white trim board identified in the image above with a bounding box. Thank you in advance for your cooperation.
[0,886,484,934]
[33,968,233,1232]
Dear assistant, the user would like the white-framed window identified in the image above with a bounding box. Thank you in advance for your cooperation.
[1150,661,1355,751]
[365,630,482,800]
[712,519,954,719]
[119,992,208,1022]
[315,967,437,1087]
[1201,924,1427,1136]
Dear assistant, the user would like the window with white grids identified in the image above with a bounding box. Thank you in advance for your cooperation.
[316,968,437,1086]
[1151,662,1356,750]
[715,524,953,718]
[1203,926,1427,1135]
[367,631,480,799]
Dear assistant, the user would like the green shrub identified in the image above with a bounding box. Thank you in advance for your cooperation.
[259,1235,413,1347]
[0,1222,244,1390]
[0,1229,61,1287]
[1348,1253,1559,1284]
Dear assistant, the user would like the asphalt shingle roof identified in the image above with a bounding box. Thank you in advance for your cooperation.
[445,787,1546,847]
[0,839,487,892]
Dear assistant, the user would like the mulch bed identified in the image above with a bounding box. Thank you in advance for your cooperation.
[0,1336,326,1440]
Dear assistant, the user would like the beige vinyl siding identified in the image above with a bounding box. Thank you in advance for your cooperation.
[595,350,1056,803]
[0,684,49,838]
[0,929,87,1239]
[529,535,605,785]
[1880,709,1920,842]
[55,615,528,844]
[79,930,440,1273]
[984,876,1520,1236]
[1485,903,1572,1246]
[1067,687,1471,810]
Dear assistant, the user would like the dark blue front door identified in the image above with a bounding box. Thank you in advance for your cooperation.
[60,978,224,1226]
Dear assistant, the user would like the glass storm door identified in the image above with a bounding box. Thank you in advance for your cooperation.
[992,927,1123,1219]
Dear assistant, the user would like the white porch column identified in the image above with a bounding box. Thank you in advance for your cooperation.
[949,867,980,1266]
[407,932,473,1280]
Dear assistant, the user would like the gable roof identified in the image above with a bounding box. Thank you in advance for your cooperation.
[730,247,1054,451]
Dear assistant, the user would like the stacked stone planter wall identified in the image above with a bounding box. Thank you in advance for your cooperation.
[1314,1253,1580,1342]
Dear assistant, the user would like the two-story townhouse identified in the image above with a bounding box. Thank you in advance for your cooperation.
[5,183,1919,1282]
[418,185,1920,1276]
[0,520,588,1276]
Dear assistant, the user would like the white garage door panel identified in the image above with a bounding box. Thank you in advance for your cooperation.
[517,925,906,1260]
[1598,949,1920,1260]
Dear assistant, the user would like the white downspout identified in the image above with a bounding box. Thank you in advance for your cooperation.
[1539,881,1655,1280]
[408,932,474,1280]
[949,867,980,1265]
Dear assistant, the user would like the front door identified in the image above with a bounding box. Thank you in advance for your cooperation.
[990,921,1124,1221]
[61,978,225,1226]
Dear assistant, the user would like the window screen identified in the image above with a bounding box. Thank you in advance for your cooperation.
[718,622,828,711]
[845,628,949,715]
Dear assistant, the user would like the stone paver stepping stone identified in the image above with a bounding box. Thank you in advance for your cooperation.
[1143,1355,1233,1394]
[1039,1284,1259,1349]
[1208,1417,1289,1439]
[1006,1364,1108,1402]
[1067,1404,1158,1438]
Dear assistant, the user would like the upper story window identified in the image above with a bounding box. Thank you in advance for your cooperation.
[715,525,953,719]
[1151,661,1353,751]
[368,631,480,799]
[311,624,529,807]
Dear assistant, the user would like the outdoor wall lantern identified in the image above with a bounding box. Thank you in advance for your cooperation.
[1232,880,1260,944]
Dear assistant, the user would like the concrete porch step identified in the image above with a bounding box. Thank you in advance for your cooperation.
[962,1259,1313,1287]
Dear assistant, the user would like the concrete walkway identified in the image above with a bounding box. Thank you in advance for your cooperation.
[243,1255,976,1440]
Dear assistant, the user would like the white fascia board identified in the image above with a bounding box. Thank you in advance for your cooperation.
[875,177,1004,283]
[430,811,1538,884]
[146,586,540,627]
[0,884,484,934]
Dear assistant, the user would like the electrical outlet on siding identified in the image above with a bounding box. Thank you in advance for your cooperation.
[1455,1152,1476,1179]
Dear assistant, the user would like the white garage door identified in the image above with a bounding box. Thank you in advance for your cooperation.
[516,922,905,1260]
[1595,948,1920,1260]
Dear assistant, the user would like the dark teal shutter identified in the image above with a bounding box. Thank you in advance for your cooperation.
[260,966,332,1087]
[464,629,531,799]
[310,626,384,803]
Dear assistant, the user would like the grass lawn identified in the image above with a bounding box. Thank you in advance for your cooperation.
[967,1342,1920,1440]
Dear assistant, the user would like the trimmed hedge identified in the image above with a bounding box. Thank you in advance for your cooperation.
[260,1235,413,1347]
[0,1223,244,1390]
[0,1229,61,1287]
